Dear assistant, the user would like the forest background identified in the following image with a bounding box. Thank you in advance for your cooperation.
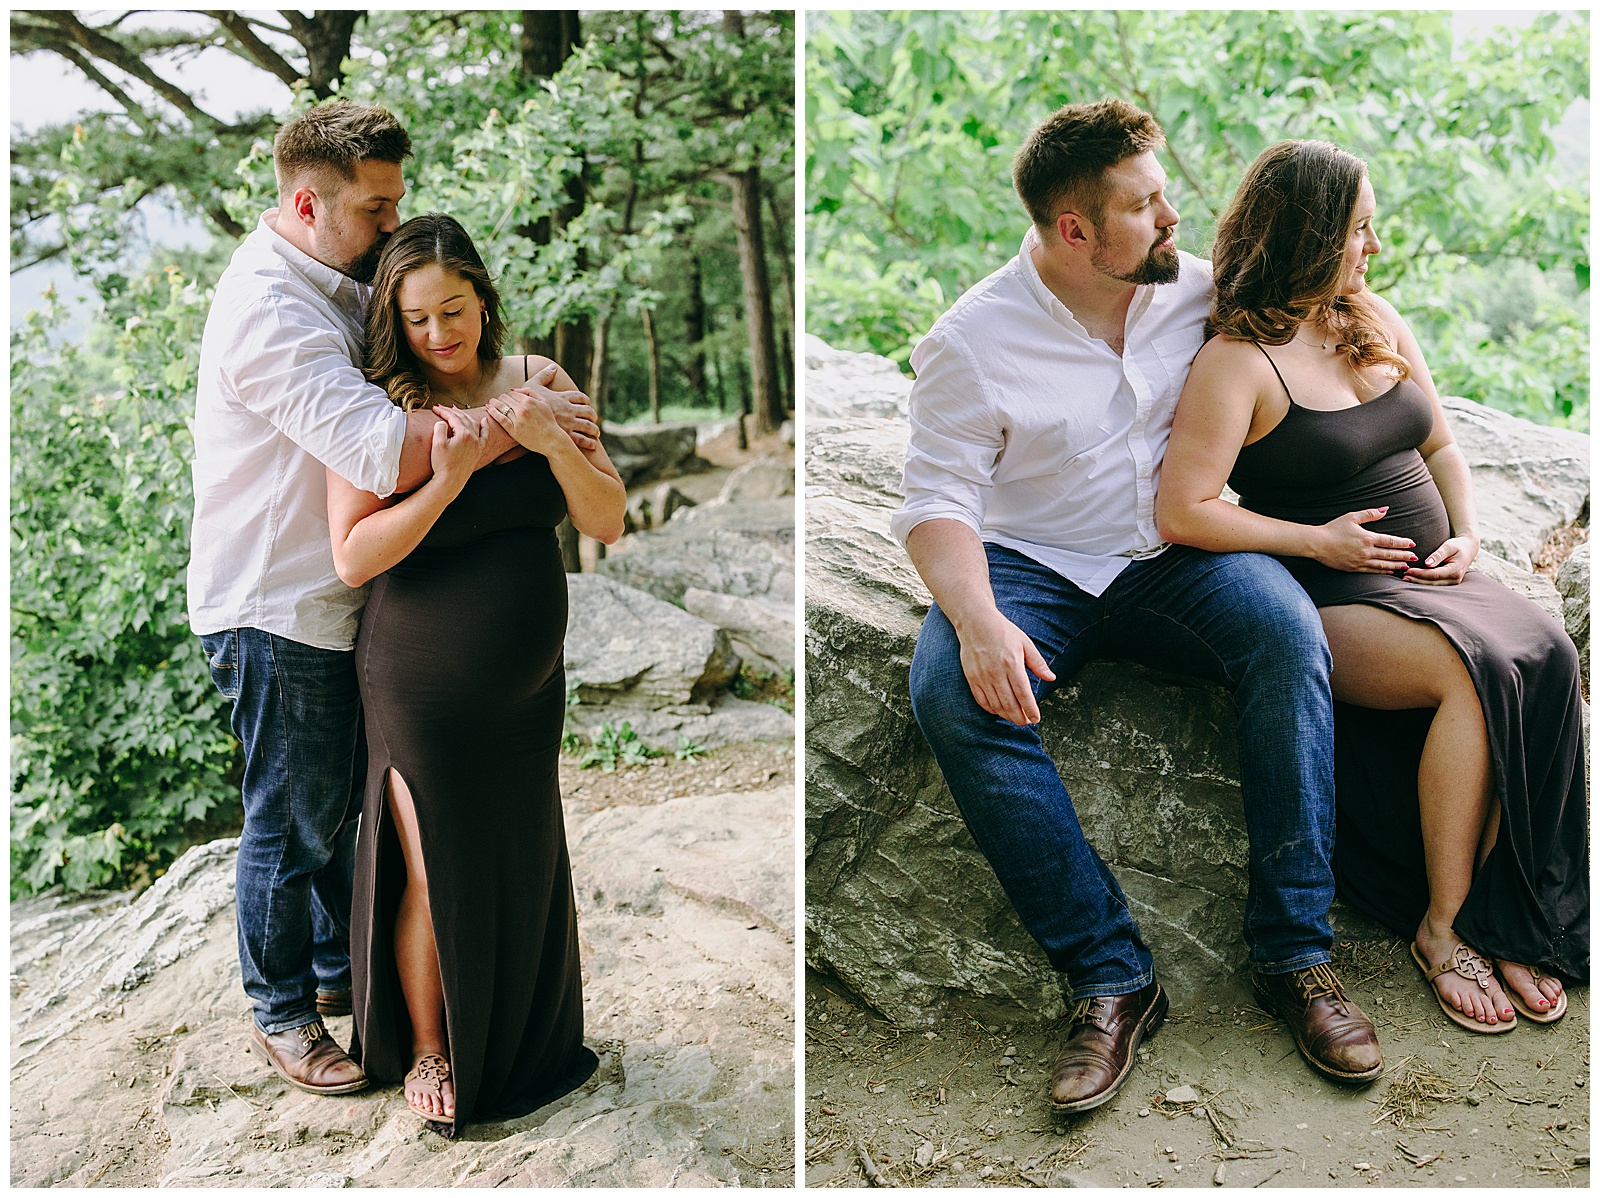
[10,9,795,895]
[807,10,1589,431]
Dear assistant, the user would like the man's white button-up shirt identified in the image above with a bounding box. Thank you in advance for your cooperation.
[889,227,1214,597]
[187,211,407,651]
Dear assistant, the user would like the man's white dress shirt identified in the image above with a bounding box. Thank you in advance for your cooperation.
[187,212,407,651]
[889,228,1214,597]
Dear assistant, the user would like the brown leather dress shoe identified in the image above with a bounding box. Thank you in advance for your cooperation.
[249,1019,369,1095]
[1049,980,1167,1113]
[315,988,353,1017]
[1253,963,1383,1083]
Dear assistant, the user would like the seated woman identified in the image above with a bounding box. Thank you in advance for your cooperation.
[1158,140,1586,1035]
[326,212,625,1133]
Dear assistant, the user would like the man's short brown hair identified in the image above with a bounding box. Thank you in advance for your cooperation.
[273,100,413,197]
[1012,99,1165,233]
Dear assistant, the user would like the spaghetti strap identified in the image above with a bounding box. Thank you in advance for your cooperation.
[522,355,529,383]
[1255,343,1295,404]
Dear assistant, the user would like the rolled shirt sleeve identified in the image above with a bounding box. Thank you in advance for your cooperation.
[224,295,406,498]
[889,328,1003,548]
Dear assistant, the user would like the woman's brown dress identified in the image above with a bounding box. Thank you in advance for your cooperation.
[349,450,597,1136]
[1228,354,1588,981]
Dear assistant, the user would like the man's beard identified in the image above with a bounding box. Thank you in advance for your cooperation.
[340,233,389,285]
[1093,233,1180,286]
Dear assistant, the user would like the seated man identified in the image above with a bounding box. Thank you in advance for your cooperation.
[892,98,1382,1112]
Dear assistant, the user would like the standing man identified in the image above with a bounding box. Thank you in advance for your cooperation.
[187,100,595,1094]
[891,99,1382,1113]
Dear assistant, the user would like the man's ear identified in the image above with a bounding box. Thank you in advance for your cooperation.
[290,184,319,228]
[1056,209,1092,251]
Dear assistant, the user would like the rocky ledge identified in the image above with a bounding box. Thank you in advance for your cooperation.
[804,337,1590,1027]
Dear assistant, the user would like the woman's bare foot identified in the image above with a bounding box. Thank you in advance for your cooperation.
[1413,918,1513,1026]
[1496,959,1563,1016]
[404,1051,455,1120]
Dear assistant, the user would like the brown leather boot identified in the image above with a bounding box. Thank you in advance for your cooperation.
[1049,980,1167,1113]
[1253,963,1383,1083]
[249,1019,369,1095]
[315,988,352,1017]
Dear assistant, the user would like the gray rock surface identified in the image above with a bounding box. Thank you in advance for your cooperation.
[600,422,710,487]
[804,334,912,420]
[804,340,1591,1027]
[567,693,795,753]
[564,574,739,707]
[11,787,794,1188]
[600,499,795,608]
[710,459,795,505]
[1557,540,1591,678]
[1440,397,1589,569]
[683,587,795,674]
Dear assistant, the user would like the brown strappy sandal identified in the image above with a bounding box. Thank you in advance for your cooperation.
[1410,942,1516,1034]
[1501,963,1567,1024]
[403,1052,455,1126]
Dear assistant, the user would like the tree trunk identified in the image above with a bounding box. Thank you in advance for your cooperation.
[556,518,580,573]
[642,307,662,423]
[277,11,363,98]
[588,313,609,419]
[520,10,579,77]
[765,185,796,409]
[727,167,784,436]
[685,255,707,399]
[736,351,751,451]
[518,11,591,389]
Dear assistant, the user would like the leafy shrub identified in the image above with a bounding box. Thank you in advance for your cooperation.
[11,272,239,896]
[578,721,663,772]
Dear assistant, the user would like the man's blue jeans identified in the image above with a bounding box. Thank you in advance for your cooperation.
[201,628,362,1034]
[909,543,1337,999]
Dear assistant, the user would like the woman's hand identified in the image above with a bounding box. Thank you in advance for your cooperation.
[1309,507,1419,573]
[429,404,484,496]
[1402,534,1478,585]
[489,363,600,451]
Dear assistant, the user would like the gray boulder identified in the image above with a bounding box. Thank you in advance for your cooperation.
[564,574,739,707]
[1440,397,1589,569]
[600,421,710,487]
[804,334,912,420]
[710,459,795,505]
[804,342,1591,1027]
[683,587,794,674]
[600,499,795,608]
[1557,541,1591,678]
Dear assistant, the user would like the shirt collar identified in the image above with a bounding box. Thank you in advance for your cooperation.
[1016,224,1167,337]
[259,209,359,302]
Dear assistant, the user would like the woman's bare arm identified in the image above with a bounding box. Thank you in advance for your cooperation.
[487,358,626,544]
[329,408,483,587]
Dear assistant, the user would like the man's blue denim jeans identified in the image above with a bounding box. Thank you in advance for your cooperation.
[201,628,362,1034]
[909,543,1337,999]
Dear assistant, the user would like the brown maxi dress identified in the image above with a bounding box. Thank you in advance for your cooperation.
[1228,348,1588,981]
[349,448,598,1137]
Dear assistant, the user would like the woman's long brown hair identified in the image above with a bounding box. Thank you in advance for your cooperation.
[1209,140,1408,380]
[363,213,508,411]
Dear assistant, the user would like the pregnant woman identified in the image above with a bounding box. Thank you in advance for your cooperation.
[327,213,625,1134]
[1158,141,1586,1036]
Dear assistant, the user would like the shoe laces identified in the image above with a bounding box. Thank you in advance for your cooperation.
[1070,997,1110,1028]
[297,1022,326,1049]
[1294,963,1348,1007]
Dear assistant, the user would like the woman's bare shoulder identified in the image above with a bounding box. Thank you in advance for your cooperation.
[1189,333,1275,380]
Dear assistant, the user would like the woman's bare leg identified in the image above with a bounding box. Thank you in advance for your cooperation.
[386,768,455,1117]
[1319,604,1514,1026]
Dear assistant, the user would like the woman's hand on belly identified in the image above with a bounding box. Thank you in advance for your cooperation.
[1400,533,1478,585]
[1309,507,1419,573]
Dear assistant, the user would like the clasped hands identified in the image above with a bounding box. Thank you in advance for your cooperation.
[1314,506,1477,584]
[429,362,599,469]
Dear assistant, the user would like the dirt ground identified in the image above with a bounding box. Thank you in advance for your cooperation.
[805,927,1589,1189]
[562,738,794,813]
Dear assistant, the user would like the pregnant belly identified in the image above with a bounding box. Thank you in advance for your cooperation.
[357,528,568,716]
[1243,473,1453,565]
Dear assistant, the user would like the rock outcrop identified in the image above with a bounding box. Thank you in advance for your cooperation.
[1557,540,1591,679]
[804,340,1590,1027]
[11,786,795,1188]
[600,422,710,488]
